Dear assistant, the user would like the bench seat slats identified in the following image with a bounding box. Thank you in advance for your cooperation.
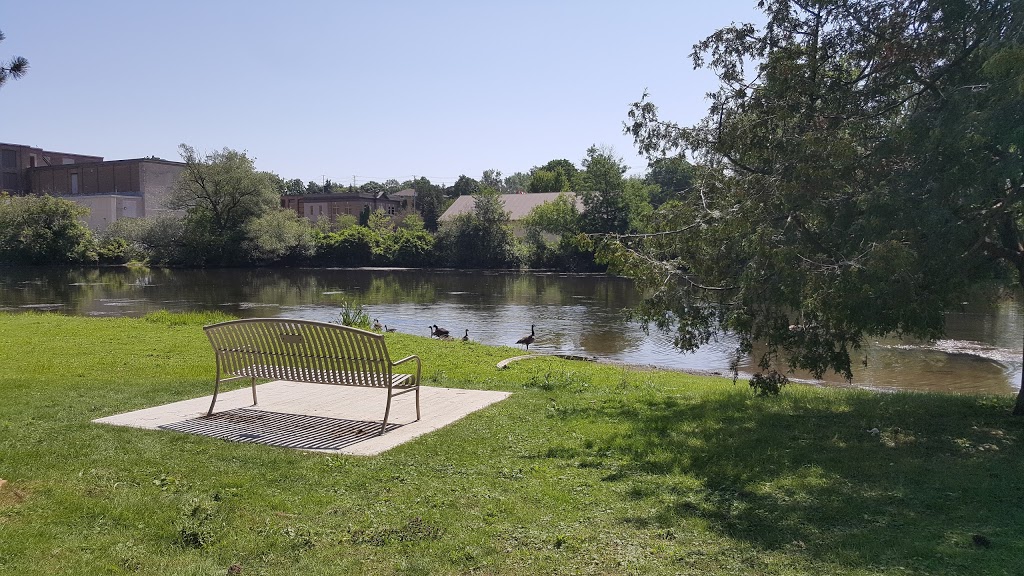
[232,365,416,388]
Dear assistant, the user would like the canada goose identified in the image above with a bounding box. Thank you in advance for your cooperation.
[462,329,469,342]
[432,324,450,338]
[372,318,382,331]
[384,325,397,333]
[516,324,536,350]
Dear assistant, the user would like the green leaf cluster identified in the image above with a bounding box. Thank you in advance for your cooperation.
[0,193,95,265]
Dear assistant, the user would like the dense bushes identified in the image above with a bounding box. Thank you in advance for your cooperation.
[314,226,435,267]
[0,194,96,265]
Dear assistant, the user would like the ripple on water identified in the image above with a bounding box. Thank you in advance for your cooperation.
[884,339,1023,366]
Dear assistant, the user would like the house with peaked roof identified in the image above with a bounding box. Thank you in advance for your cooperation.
[438,192,584,237]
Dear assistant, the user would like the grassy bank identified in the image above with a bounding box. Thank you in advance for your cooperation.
[1,312,1022,575]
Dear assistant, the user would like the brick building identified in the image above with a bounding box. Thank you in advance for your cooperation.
[282,192,406,225]
[0,142,184,229]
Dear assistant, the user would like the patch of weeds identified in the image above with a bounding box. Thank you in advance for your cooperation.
[657,527,679,540]
[152,474,180,492]
[545,398,587,418]
[577,457,605,469]
[625,482,658,500]
[394,556,434,576]
[551,531,582,550]
[282,524,316,551]
[335,300,371,330]
[498,526,548,552]
[523,371,590,392]
[430,370,451,387]
[175,497,218,550]
[879,427,918,448]
[953,437,1001,454]
[114,540,144,572]
[749,370,788,396]
[498,467,525,480]
[347,517,443,546]
[543,445,580,459]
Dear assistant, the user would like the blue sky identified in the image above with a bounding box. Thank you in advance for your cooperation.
[2,1,762,187]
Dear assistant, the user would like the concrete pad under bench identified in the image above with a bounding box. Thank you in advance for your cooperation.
[94,381,511,456]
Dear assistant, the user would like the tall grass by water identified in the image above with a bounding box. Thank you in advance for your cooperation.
[0,311,1022,575]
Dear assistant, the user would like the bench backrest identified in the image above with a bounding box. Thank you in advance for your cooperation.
[204,318,394,387]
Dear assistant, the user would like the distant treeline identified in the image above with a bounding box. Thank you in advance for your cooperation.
[0,144,692,272]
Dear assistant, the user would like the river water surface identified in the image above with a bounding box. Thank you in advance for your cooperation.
[2,266,1021,395]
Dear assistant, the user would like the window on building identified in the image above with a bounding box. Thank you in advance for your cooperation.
[1,150,16,169]
[28,155,36,168]
[386,205,396,215]
[62,158,75,165]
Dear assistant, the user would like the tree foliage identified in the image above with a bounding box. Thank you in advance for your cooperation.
[645,155,695,207]
[450,175,481,198]
[503,172,532,194]
[617,0,1023,401]
[0,30,28,89]
[242,209,315,265]
[169,144,286,266]
[480,169,506,193]
[411,177,446,232]
[0,194,94,264]
[528,159,578,193]
[435,189,521,268]
[521,193,599,270]
[576,146,631,234]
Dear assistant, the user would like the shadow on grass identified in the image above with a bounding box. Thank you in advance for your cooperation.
[546,389,1024,572]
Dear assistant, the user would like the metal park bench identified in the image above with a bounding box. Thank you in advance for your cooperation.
[203,318,421,435]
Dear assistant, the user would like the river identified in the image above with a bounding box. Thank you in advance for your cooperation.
[1,266,1020,395]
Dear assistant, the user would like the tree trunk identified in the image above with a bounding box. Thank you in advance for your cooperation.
[1014,277,1024,415]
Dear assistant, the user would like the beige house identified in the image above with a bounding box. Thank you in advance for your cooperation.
[438,192,584,237]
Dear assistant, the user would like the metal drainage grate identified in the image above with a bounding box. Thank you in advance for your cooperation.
[159,408,401,450]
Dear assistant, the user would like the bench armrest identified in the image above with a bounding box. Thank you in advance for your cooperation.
[392,355,421,385]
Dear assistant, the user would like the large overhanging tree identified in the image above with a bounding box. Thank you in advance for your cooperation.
[610,0,1024,409]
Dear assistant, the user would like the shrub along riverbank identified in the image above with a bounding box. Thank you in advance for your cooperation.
[1,312,1023,575]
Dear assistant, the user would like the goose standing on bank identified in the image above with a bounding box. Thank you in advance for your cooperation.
[462,329,469,342]
[372,318,382,331]
[384,325,397,333]
[432,325,450,338]
[516,324,536,350]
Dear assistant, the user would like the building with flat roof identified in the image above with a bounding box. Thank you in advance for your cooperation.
[0,142,184,230]
[282,191,409,225]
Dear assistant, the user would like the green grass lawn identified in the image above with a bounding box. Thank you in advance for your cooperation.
[1,311,1023,575]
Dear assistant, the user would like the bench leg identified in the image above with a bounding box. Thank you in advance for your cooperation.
[207,378,221,416]
[381,388,395,436]
[251,377,258,406]
[415,386,421,421]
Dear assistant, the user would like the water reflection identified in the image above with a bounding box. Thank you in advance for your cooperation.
[0,266,1020,395]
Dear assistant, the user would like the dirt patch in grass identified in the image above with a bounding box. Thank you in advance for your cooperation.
[0,478,30,507]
